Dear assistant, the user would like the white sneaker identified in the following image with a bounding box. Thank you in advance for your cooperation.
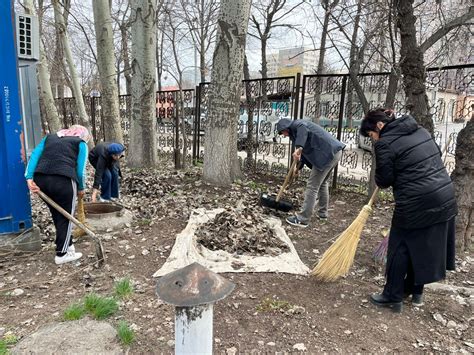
[99,198,111,203]
[68,244,75,253]
[55,250,83,265]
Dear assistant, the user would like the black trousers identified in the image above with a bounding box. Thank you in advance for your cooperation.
[383,242,424,302]
[34,174,77,256]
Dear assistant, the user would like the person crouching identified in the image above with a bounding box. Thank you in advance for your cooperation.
[89,142,125,203]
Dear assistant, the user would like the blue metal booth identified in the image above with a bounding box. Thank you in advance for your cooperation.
[0,0,42,238]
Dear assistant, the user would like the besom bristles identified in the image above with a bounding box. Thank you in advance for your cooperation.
[312,188,379,282]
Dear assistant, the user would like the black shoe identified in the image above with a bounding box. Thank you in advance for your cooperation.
[403,292,424,306]
[411,294,424,306]
[370,293,403,313]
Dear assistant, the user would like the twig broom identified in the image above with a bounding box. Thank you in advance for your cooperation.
[312,187,379,281]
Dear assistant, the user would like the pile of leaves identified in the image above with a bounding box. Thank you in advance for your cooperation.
[195,206,290,256]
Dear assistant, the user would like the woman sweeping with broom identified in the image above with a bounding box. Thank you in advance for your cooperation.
[359,108,457,313]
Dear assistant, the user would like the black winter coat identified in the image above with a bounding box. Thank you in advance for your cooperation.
[374,115,457,229]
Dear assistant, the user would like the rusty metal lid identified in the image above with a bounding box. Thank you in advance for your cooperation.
[156,263,235,307]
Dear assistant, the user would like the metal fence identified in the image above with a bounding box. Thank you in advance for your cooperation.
[55,64,473,191]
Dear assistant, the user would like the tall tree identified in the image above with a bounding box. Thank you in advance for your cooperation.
[451,118,473,252]
[25,0,61,133]
[310,0,338,123]
[128,0,158,168]
[52,0,91,135]
[93,0,124,143]
[249,0,305,78]
[180,0,219,83]
[203,0,252,185]
[395,0,433,133]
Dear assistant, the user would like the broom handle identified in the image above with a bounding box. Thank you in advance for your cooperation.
[367,186,379,207]
[37,190,98,240]
[276,158,298,202]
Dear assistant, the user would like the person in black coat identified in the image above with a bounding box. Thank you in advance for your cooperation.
[89,142,125,202]
[360,109,457,313]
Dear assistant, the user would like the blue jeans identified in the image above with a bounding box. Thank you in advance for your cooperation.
[101,168,119,200]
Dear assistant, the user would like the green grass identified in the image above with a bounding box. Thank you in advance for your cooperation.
[84,293,102,313]
[256,297,292,312]
[114,278,134,299]
[63,303,86,321]
[84,293,119,320]
[0,340,7,355]
[116,321,135,345]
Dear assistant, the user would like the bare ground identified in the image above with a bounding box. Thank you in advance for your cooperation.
[1,166,473,353]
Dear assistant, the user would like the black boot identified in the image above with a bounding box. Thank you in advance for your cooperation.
[370,293,403,313]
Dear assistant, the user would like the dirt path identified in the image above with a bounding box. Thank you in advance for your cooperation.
[1,167,472,353]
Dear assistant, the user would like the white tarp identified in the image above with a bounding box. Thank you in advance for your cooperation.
[153,208,309,277]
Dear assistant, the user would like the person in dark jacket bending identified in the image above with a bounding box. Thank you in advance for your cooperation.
[360,109,457,313]
[275,118,345,227]
[89,142,125,202]
[25,125,90,265]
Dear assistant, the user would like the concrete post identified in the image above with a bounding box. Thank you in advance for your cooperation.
[156,262,235,355]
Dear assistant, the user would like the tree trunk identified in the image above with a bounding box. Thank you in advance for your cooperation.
[128,0,158,168]
[27,0,62,133]
[37,46,62,133]
[93,0,124,143]
[313,0,338,124]
[451,118,474,252]
[260,35,268,79]
[121,25,132,95]
[396,0,433,134]
[243,54,255,172]
[52,0,91,135]
[203,0,251,186]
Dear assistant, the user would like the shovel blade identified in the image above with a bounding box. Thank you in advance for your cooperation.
[260,193,293,212]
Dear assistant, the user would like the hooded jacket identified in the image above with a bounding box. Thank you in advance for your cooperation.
[374,115,457,229]
[276,118,345,171]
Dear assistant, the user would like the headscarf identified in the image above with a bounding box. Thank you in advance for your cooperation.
[57,125,91,142]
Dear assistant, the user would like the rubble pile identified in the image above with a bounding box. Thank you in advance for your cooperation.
[195,207,290,256]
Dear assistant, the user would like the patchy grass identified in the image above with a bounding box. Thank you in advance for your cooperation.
[256,297,293,312]
[84,293,118,320]
[137,219,152,226]
[116,321,135,345]
[0,340,7,355]
[64,303,86,321]
[114,278,134,299]
[84,293,102,313]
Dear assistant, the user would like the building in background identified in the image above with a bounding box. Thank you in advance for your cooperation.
[266,47,318,77]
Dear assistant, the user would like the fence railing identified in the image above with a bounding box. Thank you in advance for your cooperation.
[54,64,473,191]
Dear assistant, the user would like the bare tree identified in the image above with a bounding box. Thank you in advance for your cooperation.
[111,0,132,95]
[180,0,219,83]
[52,0,91,135]
[162,6,188,169]
[25,0,61,133]
[249,0,305,78]
[310,0,339,123]
[395,0,474,133]
[93,0,123,143]
[128,0,158,168]
[451,117,473,252]
[203,0,252,185]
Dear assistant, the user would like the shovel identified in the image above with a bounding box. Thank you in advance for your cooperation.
[260,158,298,212]
[37,191,105,267]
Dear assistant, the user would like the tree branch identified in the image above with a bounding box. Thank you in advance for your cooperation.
[420,6,474,53]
